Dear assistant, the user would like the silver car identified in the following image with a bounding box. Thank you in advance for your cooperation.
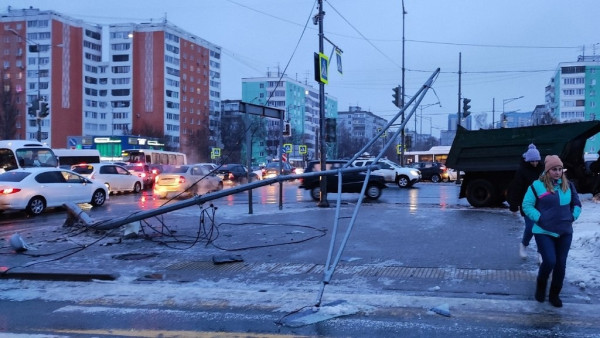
[153,164,223,199]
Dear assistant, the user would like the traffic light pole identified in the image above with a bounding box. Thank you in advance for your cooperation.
[36,41,41,142]
[9,28,43,142]
[316,0,328,208]
[457,52,462,128]
[400,0,406,165]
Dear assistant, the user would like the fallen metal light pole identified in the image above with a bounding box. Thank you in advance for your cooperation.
[64,165,380,231]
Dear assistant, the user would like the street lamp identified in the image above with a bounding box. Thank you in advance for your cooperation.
[502,96,524,129]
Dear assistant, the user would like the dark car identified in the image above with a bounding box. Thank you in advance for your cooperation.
[263,161,293,179]
[408,161,448,183]
[125,164,154,189]
[216,163,258,184]
[299,160,387,200]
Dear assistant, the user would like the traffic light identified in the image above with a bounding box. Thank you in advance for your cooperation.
[462,98,471,118]
[392,86,401,108]
[39,101,49,118]
[325,118,336,142]
[283,122,291,137]
[405,135,412,149]
[28,99,39,117]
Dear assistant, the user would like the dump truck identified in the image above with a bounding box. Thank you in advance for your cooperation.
[446,121,600,207]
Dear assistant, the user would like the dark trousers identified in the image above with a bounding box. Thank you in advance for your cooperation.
[521,216,534,247]
[534,233,572,290]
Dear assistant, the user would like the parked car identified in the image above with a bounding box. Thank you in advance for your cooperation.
[407,161,448,183]
[299,160,387,201]
[153,164,223,199]
[446,168,464,182]
[125,164,154,189]
[263,161,294,179]
[0,168,108,216]
[71,163,143,194]
[352,157,421,188]
[198,162,219,172]
[216,164,259,184]
[251,166,266,180]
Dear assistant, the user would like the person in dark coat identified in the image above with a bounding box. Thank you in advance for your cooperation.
[507,143,543,259]
[522,155,582,307]
[590,150,600,196]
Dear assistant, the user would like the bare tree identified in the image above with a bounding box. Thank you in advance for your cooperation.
[0,75,19,139]
[337,125,371,159]
[219,114,244,163]
[184,124,211,163]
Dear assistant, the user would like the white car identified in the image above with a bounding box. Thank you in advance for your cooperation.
[71,163,143,194]
[153,164,223,199]
[447,168,464,182]
[352,157,421,188]
[0,168,108,216]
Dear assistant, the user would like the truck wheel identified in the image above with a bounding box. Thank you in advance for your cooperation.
[466,179,496,207]
[365,185,382,200]
[397,175,410,188]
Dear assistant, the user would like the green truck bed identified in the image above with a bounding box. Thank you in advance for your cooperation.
[446,121,600,207]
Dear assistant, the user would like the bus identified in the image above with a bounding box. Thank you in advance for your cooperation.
[53,148,101,169]
[121,149,187,166]
[0,140,58,173]
[403,146,451,165]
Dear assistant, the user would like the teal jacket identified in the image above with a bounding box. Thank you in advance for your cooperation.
[522,179,582,237]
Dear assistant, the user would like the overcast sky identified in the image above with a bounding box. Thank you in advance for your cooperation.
[6,0,599,136]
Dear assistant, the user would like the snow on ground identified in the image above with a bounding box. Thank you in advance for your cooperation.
[0,196,598,312]
[567,196,600,288]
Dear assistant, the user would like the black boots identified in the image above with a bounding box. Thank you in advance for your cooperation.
[549,285,563,308]
[536,278,563,307]
[535,278,547,303]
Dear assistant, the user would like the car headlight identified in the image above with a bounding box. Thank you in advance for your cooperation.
[410,170,420,176]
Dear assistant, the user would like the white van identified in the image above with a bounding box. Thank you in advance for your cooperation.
[54,148,101,169]
[0,140,58,173]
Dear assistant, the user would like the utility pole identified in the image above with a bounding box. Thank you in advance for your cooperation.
[457,52,462,128]
[492,98,495,129]
[316,0,328,207]
[400,0,407,165]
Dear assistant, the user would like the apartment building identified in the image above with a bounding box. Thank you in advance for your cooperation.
[241,71,338,165]
[107,21,221,157]
[1,8,101,147]
[545,55,600,153]
[1,7,221,159]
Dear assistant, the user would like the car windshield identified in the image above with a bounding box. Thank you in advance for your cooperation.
[0,171,31,182]
[162,165,189,174]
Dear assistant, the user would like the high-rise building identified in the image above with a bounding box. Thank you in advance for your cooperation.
[241,71,337,165]
[107,22,221,157]
[1,8,102,146]
[0,7,221,160]
[546,55,600,153]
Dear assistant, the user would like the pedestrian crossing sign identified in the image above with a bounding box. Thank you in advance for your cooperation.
[211,148,221,159]
[299,145,307,155]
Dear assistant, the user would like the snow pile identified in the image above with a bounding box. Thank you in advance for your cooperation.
[567,197,600,288]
